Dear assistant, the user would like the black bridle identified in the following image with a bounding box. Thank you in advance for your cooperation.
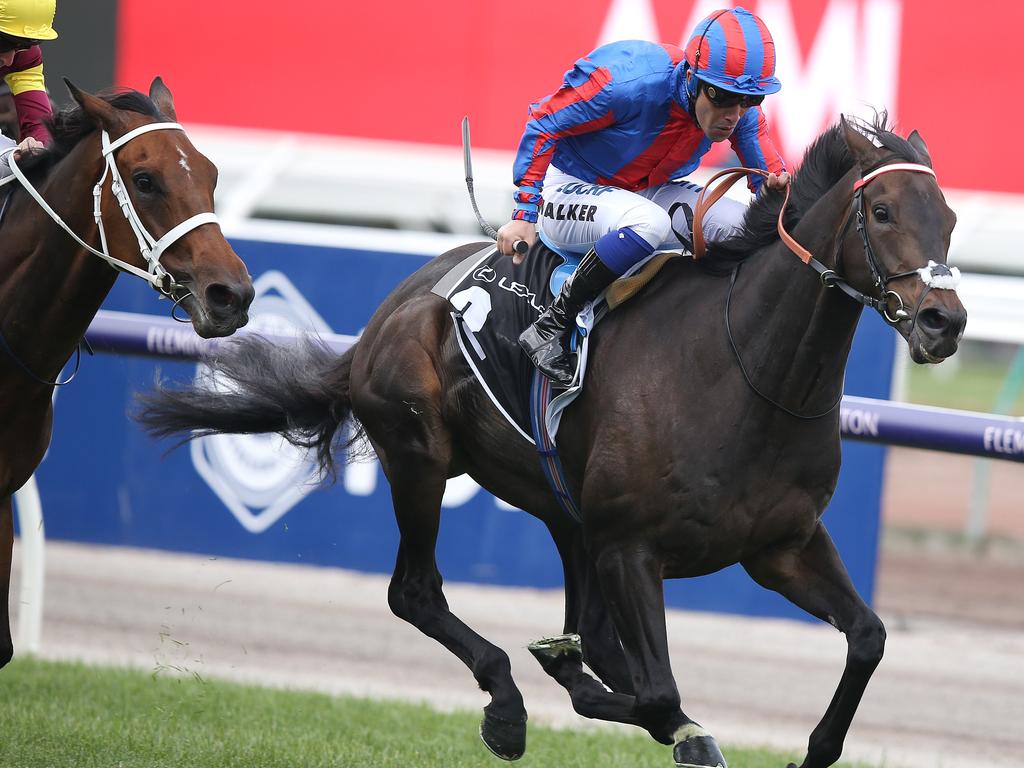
[800,162,946,326]
[724,161,954,419]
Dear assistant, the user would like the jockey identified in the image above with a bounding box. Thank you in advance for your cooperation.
[0,0,58,169]
[497,7,789,386]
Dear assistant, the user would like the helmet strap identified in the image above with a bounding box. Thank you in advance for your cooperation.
[685,70,701,126]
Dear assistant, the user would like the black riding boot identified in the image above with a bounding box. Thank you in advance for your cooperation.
[519,249,618,386]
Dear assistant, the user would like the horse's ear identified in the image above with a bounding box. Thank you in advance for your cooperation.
[840,115,879,167]
[907,129,932,165]
[64,77,123,131]
[149,77,177,121]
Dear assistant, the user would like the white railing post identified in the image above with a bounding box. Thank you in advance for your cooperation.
[13,475,44,654]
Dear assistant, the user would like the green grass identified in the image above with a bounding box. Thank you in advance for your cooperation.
[0,656,873,768]
[905,352,1024,414]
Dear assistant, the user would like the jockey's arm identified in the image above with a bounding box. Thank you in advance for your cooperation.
[499,62,617,257]
[730,106,787,194]
[5,47,53,150]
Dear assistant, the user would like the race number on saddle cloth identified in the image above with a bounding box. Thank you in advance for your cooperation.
[431,241,655,443]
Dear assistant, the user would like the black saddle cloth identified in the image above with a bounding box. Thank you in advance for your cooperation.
[433,241,567,440]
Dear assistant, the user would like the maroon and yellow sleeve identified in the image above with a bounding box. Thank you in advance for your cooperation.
[4,47,52,144]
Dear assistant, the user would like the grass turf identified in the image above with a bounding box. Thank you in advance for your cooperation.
[0,656,875,768]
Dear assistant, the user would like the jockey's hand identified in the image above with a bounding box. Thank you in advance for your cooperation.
[12,136,43,160]
[497,219,536,265]
[765,171,791,190]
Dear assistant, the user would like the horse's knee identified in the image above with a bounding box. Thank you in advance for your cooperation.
[387,575,439,626]
[848,612,886,669]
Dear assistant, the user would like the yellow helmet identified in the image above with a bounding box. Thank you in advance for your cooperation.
[0,0,58,41]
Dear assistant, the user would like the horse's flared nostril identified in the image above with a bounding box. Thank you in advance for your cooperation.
[205,281,254,316]
[918,306,967,341]
[918,307,950,334]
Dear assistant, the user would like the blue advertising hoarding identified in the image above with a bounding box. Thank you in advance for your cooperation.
[26,228,895,621]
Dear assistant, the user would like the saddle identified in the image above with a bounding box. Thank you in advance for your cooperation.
[432,239,682,443]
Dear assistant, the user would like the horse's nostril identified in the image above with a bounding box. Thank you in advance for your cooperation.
[205,283,234,309]
[918,307,949,333]
[205,282,244,313]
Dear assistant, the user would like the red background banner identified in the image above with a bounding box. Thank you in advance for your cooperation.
[117,0,1020,193]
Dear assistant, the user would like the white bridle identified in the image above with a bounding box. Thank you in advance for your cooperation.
[1,121,219,295]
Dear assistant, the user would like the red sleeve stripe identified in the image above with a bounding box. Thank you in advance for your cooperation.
[559,111,616,137]
[529,65,612,120]
[520,141,556,187]
[519,112,616,185]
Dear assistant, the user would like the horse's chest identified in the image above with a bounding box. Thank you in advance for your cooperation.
[652,447,839,574]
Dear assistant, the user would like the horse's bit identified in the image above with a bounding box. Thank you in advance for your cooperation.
[1,121,219,299]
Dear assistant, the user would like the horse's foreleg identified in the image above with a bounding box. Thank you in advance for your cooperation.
[0,495,13,668]
[593,543,726,767]
[594,545,726,766]
[531,530,641,727]
[742,522,885,768]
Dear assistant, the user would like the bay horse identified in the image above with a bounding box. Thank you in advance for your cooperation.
[136,116,965,768]
[0,79,253,670]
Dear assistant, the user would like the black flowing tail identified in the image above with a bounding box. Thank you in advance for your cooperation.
[133,335,362,479]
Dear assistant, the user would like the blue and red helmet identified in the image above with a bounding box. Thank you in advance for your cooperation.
[684,7,781,97]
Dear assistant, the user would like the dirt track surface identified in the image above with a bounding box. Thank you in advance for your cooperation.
[11,540,1024,768]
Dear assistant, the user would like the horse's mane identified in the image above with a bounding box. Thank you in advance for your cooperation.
[14,90,166,176]
[703,112,927,269]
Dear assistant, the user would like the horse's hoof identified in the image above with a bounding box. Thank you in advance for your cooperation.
[479,708,527,761]
[673,722,727,768]
[527,633,582,669]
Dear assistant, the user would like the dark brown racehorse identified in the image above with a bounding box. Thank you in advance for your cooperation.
[0,79,253,670]
[137,117,965,768]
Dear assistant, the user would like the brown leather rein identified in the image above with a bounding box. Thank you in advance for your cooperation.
[689,163,942,326]
[691,166,811,263]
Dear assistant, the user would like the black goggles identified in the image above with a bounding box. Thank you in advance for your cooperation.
[0,34,39,53]
[702,82,764,109]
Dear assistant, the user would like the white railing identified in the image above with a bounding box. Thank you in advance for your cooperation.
[13,477,44,653]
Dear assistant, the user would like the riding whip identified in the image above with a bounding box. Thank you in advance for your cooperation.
[461,117,528,256]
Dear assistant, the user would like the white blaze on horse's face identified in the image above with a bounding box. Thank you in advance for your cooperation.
[176,145,192,175]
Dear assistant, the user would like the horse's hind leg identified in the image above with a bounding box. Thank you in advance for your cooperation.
[380,445,528,759]
[0,495,13,668]
[354,317,527,759]
[742,522,886,768]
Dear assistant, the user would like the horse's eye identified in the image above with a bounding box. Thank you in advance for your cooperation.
[133,172,156,194]
[872,205,889,223]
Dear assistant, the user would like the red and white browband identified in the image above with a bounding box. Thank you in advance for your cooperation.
[853,162,936,191]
